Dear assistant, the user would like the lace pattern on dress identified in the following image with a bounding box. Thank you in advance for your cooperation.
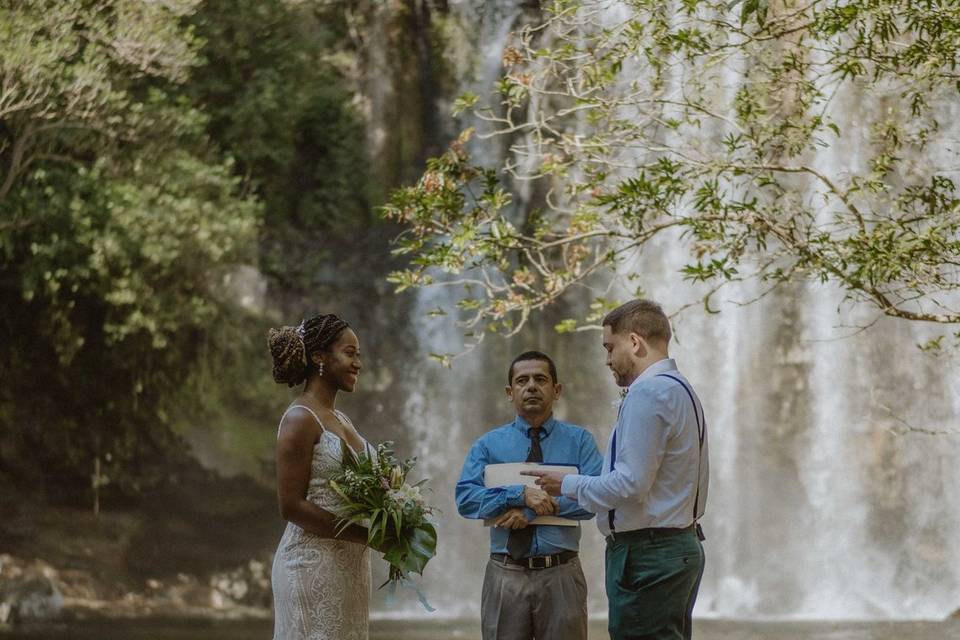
[271,406,371,640]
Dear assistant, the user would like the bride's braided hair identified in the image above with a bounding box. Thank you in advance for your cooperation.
[268,314,350,387]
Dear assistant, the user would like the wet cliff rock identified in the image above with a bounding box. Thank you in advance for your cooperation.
[0,556,64,624]
[0,554,271,626]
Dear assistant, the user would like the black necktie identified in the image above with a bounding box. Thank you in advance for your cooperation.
[526,427,544,464]
[506,428,543,559]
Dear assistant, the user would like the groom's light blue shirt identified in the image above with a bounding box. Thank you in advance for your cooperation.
[561,358,709,536]
[456,415,603,556]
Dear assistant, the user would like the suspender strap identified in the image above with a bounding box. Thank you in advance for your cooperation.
[656,373,706,523]
[608,428,618,532]
[656,374,705,444]
[608,399,625,532]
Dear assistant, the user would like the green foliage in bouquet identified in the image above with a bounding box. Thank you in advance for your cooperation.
[329,441,437,589]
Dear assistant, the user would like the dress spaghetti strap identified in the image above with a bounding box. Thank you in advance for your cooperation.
[278,406,370,457]
[277,404,327,437]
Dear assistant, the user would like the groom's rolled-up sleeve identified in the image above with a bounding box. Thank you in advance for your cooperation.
[554,430,605,520]
[561,390,671,513]
[455,439,525,520]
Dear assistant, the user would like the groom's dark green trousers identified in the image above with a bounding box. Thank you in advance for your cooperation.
[605,525,705,640]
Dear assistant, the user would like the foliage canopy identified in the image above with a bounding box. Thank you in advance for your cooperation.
[0,0,260,497]
[383,0,960,351]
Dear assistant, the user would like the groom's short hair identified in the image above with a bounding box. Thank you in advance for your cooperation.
[603,299,672,346]
[507,351,559,385]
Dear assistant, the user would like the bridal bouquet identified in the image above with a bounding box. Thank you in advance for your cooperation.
[329,441,438,597]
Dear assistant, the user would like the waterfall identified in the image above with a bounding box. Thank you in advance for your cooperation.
[369,0,960,621]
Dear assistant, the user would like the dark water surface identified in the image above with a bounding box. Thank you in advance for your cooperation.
[2,618,958,640]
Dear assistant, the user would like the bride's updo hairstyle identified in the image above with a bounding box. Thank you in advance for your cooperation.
[268,314,350,387]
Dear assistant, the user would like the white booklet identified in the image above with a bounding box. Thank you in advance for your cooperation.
[483,462,580,527]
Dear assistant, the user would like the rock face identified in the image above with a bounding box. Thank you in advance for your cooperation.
[140,557,272,613]
[209,558,272,609]
[0,555,64,624]
[0,553,272,625]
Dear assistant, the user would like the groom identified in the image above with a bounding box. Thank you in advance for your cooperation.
[455,350,603,640]
[525,299,709,640]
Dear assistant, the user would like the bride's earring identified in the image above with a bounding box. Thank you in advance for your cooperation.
[318,361,324,377]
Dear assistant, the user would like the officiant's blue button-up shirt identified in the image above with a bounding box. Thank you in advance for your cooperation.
[455,415,603,557]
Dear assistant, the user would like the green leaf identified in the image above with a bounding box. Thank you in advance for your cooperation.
[392,510,403,538]
[341,438,359,468]
[407,523,438,573]
[382,538,412,567]
[452,91,479,116]
[427,352,453,368]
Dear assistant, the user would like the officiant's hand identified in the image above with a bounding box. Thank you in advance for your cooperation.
[524,486,558,515]
[521,469,566,497]
[493,508,530,529]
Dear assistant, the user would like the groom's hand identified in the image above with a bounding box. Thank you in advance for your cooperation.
[493,508,530,529]
[523,486,558,516]
[521,469,566,497]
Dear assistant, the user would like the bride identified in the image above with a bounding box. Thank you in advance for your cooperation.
[268,313,373,640]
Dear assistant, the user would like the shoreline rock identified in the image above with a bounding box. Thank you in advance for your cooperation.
[0,556,64,625]
[0,554,271,626]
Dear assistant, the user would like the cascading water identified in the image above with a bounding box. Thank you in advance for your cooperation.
[369,0,960,622]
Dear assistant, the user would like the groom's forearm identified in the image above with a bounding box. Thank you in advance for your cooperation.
[557,445,603,518]
[560,473,625,513]
[561,468,654,513]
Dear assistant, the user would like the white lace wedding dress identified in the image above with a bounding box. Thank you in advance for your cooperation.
[272,405,372,640]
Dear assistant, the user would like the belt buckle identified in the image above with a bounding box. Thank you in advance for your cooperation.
[527,555,552,569]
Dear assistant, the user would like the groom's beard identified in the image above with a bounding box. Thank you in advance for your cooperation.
[610,367,627,387]
[611,365,636,387]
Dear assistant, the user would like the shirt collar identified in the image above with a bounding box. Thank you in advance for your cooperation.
[628,357,678,392]
[514,414,556,436]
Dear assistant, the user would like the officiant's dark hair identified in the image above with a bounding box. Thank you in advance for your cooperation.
[602,299,671,346]
[507,351,558,385]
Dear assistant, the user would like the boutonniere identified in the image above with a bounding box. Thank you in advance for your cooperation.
[611,387,628,407]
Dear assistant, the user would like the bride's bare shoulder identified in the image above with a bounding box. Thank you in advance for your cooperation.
[278,405,324,442]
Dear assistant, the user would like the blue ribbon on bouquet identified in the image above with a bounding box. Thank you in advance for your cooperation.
[384,574,436,613]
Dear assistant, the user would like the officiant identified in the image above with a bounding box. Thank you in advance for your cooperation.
[455,350,603,640]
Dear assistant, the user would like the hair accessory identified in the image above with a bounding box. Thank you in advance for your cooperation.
[295,320,308,368]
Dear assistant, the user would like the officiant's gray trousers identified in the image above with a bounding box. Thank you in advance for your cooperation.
[481,555,589,640]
